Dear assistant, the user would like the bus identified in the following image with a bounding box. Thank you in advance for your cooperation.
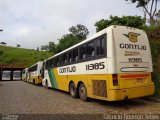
[22,68,28,81]
[28,61,43,84]
[13,70,22,80]
[42,25,154,101]
[2,71,11,80]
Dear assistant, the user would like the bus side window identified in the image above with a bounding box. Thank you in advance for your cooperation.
[54,57,59,67]
[86,41,95,58]
[59,56,62,66]
[68,51,72,63]
[96,37,105,56]
[73,48,78,62]
[80,45,86,60]
[61,53,67,65]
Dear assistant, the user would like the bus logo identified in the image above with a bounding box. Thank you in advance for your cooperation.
[123,32,140,43]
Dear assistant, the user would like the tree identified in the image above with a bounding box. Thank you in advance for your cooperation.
[69,24,89,40]
[155,10,160,19]
[56,24,89,52]
[41,45,49,51]
[17,44,21,47]
[37,47,39,52]
[155,10,160,24]
[48,42,56,53]
[0,42,7,46]
[40,24,89,53]
[56,34,80,52]
[95,15,145,32]
[126,0,160,25]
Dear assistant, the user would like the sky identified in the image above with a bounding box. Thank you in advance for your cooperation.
[0,0,145,49]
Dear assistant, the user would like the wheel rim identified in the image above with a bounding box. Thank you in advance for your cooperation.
[80,86,86,99]
[70,84,75,96]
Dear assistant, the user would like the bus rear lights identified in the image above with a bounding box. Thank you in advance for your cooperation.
[121,74,149,78]
[112,74,118,86]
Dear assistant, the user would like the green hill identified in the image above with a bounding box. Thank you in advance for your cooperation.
[0,46,52,67]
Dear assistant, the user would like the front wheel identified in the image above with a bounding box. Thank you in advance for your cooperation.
[79,83,88,102]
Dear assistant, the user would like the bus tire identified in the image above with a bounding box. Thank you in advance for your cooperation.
[79,83,88,102]
[69,82,78,98]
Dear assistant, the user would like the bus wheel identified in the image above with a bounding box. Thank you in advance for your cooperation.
[69,82,78,98]
[79,83,88,102]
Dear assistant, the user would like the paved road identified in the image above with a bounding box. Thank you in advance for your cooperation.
[0,81,160,119]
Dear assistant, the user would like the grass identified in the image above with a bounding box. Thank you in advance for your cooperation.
[0,46,52,67]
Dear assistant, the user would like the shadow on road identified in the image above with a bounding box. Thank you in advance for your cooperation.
[46,87,147,110]
[90,98,147,110]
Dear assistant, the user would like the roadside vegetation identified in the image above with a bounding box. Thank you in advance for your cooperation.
[0,46,52,67]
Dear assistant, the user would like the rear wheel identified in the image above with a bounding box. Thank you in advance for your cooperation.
[79,83,88,102]
[69,82,78,98]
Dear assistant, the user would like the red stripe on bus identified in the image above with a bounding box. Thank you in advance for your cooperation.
[120,74,149,78]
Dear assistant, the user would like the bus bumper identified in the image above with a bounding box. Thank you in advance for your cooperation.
[108,85,155,101]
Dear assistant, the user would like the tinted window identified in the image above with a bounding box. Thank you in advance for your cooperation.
[54,57,60,66]
[46,58,54,68]
[80,45,86,60]
[61,53,67,65]
[68,51,72,63]
[96,37,105,56]
[49,58,54,68]
[86,41,95,58]
[73,48,78,62]
[29,65,37,72]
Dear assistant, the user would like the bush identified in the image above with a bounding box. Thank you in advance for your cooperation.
[0,50,4,55]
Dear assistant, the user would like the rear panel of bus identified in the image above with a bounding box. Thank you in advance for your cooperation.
[107,26,154,101]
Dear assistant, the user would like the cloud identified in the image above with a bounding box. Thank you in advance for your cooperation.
[0,0,144,49]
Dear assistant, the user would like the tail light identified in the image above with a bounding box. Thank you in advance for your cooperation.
[112,74,118,86]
